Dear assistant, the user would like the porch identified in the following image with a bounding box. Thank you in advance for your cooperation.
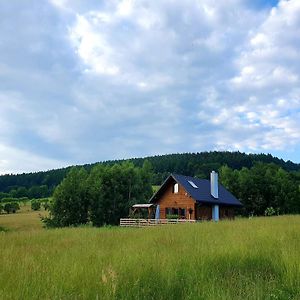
[120,218,196,227]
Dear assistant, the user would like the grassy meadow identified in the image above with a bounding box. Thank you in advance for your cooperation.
[0,210,299,299]
[0,203,47,232]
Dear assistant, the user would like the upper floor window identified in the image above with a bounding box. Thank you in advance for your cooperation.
[173,183,179,193]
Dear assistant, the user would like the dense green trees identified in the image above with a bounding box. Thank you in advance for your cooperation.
[45,168,89,227]
[44,162,153,227]
[219,163,300,216]
[0,152,299,222]
[0,168,70,198]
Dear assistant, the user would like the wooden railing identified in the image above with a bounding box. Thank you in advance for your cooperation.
[120,218,196,227]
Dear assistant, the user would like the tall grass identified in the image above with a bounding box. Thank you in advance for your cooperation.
[0,216,299,299]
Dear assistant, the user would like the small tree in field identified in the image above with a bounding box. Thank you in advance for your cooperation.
[11,202,20,213]
[43,167,89,227]
[4,203,11,214]
[31,200,41,211]
[4,202,20,214]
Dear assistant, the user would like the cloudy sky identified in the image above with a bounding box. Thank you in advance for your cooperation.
[1,0,300,174]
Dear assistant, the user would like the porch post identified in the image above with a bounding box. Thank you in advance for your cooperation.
[155,205,160,223]
[212,205,219,221]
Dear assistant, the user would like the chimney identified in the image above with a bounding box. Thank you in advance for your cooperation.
[210,171,218,199]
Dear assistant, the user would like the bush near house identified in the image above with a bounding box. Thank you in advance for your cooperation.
[166,214,181,219]
[264,207,275,216]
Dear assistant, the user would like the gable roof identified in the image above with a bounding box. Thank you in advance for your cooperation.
[150,173,242,207]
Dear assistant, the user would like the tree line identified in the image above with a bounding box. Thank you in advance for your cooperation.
[220,162,300,216]
[0,151,299,226]
[43,160,300,228]
[0,151,299,198]
[0,185,50,202]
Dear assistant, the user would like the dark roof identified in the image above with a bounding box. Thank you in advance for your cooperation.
[150,173,242,207]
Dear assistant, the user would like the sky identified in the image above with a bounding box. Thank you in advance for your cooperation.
[1,0,300,174]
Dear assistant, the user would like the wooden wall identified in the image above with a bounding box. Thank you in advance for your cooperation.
[154,178,196,220]
[196,204,212,220]
[219,206,235,219]
[196,205,235,220]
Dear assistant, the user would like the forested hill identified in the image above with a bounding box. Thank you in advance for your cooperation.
[123,152,300,183]
[0,151,299,197]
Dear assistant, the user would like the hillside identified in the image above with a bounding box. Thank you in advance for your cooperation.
[0,151,299,197]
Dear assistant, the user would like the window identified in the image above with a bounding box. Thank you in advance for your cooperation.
[180,208,186,218]
[165,208,172,216]
[172,208,179,215]
[188,180,198,188]
[165,207,186,219]
[173,183,179,193]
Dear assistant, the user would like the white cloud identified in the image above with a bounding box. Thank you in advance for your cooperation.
[0,143,67,175]
[117,0,134,17]
[1,0,300,174]
[220,0,300,152]
[60,0,300,158]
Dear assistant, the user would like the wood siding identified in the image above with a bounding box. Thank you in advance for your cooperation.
[196,204,212,220]
[219,206,235,219]
[196,205,235,220]
[155,179,196,220]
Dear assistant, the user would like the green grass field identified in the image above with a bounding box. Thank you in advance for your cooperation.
[0,209,299,299]
[0,204,47,232]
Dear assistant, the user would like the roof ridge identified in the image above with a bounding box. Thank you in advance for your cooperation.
[172,173,208,180]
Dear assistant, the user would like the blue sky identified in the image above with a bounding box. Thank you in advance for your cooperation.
[0,0,300,174]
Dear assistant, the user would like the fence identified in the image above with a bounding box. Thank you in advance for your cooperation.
[120,218,196,227]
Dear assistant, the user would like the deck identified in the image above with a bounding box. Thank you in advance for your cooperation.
[120,218,196,227]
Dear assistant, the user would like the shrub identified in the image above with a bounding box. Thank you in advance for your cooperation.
[1,197,17,203]
[4,202,20,214]
[11,202,20,213]
[265,207,276,216]
[19,197,29,205]
[166,214,179,219]
[4,203,12,214]
[31,200,41,211]
[43,202,50,211]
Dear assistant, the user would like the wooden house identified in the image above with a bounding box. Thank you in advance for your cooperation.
[149,171,242,221]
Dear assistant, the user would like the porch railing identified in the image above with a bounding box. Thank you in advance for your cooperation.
[120,218,196,227]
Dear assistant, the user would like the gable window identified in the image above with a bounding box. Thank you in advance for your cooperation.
[173,183,179,193]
